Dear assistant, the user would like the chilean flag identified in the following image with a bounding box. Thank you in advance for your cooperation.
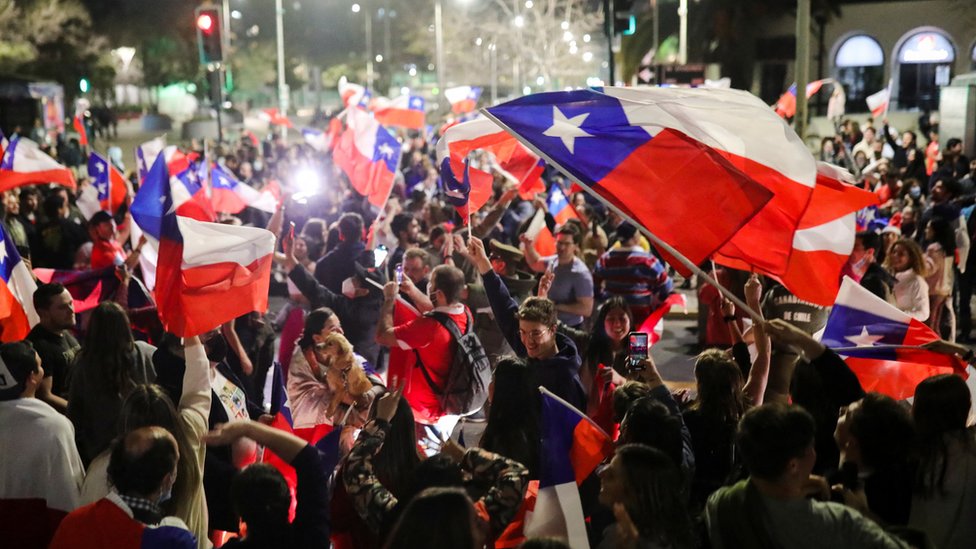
[524,387,613,548]
[72,114,88,146]
[332,108,402,207]
[774,79,829,118]
[718,162,879,306]
[136,136,166,183]
[525,186,579,258]
[86,152,129,214]
[130,153,275,337]
[445,86,482,114]
[435,117,546,199]
[440,157,493,222]
[338,78,367,109]
[0,137,76,192]
[637,292,689,345]
[210,163,278,214]
[34,266,153,314]
[866,80,892,118]
[0,223,38,342]
[485,87,793,270]
[302,127,330,152]
[822,277,968,400]
[374,95,426,129]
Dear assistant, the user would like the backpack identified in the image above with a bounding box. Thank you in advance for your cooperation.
[413,309,491,416]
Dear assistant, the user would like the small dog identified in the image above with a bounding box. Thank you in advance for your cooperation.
[315,333,373,417]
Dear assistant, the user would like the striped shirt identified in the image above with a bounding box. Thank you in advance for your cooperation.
[594,246,673,309]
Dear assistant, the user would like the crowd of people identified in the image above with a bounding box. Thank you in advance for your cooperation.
[0,105,975,549]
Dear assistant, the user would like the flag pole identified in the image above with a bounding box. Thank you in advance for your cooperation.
[882,78,893,120]
[480,108,764,323]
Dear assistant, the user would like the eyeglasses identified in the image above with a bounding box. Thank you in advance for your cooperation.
[518,328,550,341]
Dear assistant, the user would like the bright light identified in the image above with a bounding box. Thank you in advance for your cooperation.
[375,54,383,62]
[351,3,361,13]
[475,37,483,46]
[196,13,214,31]
[231,9,242,19]
[564,87,573,91]
[408,67,417,76]
[563,31,573,42]
[536,76,545,86]
[78,78,90,93]
[427,63,435,70]
[524,0,533,7]
[570,40,577,48]
[513,15,524,27]
[569,45,578,54]
[583,34,591,42]
[292,167,322,201]
[522,86,531,95]
[560,21,569,30]
[586,77,604,87]
[582,51,593,62]
[400,86,410,95]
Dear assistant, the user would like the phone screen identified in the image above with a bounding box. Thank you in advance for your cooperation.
[628,332,649,360]
[395,263,404,284]
[373,245,388,268]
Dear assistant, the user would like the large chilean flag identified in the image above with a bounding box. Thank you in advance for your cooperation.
[0,137,76,192]
[484,87,804,269]
[130,153,275,337]
[332,107,402,207]
[0,223,38,341]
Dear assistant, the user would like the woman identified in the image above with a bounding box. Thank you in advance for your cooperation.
[910,374,976,549]
[68,301,157,465]
[581,298,633,414]
[923,217,956,338]
[382,487,482,549]
[479,357,540,479]
[597,444,695,549]
[79,337,210,548]
[883,238,930,321]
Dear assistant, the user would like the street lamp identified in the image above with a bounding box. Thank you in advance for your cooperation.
[276,0,288,137]
[352,3,374,90]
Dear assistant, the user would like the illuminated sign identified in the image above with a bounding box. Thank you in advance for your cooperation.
[899,32,955,64]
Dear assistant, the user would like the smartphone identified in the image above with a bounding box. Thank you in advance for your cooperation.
[547,258,558,273]
[627,332,649,371]
[395,263,404,284]
[373,245,389,268]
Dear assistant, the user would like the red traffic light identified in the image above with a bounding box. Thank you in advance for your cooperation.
[197,13,214,32]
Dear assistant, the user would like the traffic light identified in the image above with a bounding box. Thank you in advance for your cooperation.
[195,6,224,65]
[612,0,636,35]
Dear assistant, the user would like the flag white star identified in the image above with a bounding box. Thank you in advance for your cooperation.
[96,183,107,195]
[846,326,884,347]
[96,161,105,173]
[543,106,592,154]
[378,143,394,158]
[0,240,8,266]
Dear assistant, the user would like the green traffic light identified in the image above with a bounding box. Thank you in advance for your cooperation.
[79,78,90,93]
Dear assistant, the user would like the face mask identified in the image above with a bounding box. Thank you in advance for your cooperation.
[910,187,921,198]
[204,334,229,363]
[158,471,175,504]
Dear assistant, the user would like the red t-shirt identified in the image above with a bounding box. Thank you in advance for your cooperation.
[90,239,125,270]
[393,304,469,422]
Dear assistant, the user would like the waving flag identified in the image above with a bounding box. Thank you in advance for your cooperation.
[332,108,402,207]
[261,108,293,128]
[774,79,830,118]
[440,157,493,222]
[445,86,482,114]
[85,151,129,215]
[72,114,88,146]
[866,80,892,118]
[338,78,367,108]
[718,162,879,306]
[485,87,794,270]
[436,118,546,199]
[525,387,613,548]
[211,163,278,214]
[0,137,76,192]
[374,95,426,129]
[637,292,689,345]
[822,277,968,400]
[302,127,330,152]
[0,223,38,341]
[136,136,166,183]
[130,153,274,337]
[32,266,151,314]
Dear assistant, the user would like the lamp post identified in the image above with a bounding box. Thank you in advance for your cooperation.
[352,3,375,90]
[434,0,446,101]
[275,0,288,137]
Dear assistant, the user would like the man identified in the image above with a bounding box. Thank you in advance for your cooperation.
[466,236,586,410]
[0,341,84,549]
[852,126,878,162]
[88,210,143,270]
[706,403,909,549]
[402,247,431,294]
[3,189,29,250]
[376,263,471,424]
[387,213,421,280]
[523,225,594,328]
[50,426,197,549]
[881,121,918,172]
[27,283,79,413]
[919,177,970,270]
[843,231,894,301]
[593,222,673,323]
[33,193,88,270]
[315,212,367,293]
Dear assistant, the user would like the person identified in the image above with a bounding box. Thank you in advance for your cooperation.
[466,236,586,410]
[579,297,633,414]
[852,126,879,162]
[706,403,910,549]
[597,444,695,549]
[522,226,594,328]
[387,213,420,280]
[275,232,322,369]
[68,302,157,465]
[315,212,367,293]
[50,426,198,549]
[3,189,30,249]
[0,341,84,549]
[844,231,894,301]
[375,263,471,424]
[479,357,541,479]
[342,387,528,544]
[81,336,210,548]
[923,216,956,337]
[88,210,143,270]
[382,487,483,549]
[909,374,976,549]
[592,221,673,324]
[33,192,88,270]
[883,238,930,321]
[27,282,80,413]
[204,419,332,549]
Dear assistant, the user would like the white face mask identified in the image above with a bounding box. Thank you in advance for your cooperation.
[342,277,358,299]
[158,471,176,504]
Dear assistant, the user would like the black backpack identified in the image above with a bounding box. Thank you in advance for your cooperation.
[413,309,491,416]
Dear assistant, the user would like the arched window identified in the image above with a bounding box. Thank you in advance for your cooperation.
[895,29,956,111]
[833,34,885,114]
